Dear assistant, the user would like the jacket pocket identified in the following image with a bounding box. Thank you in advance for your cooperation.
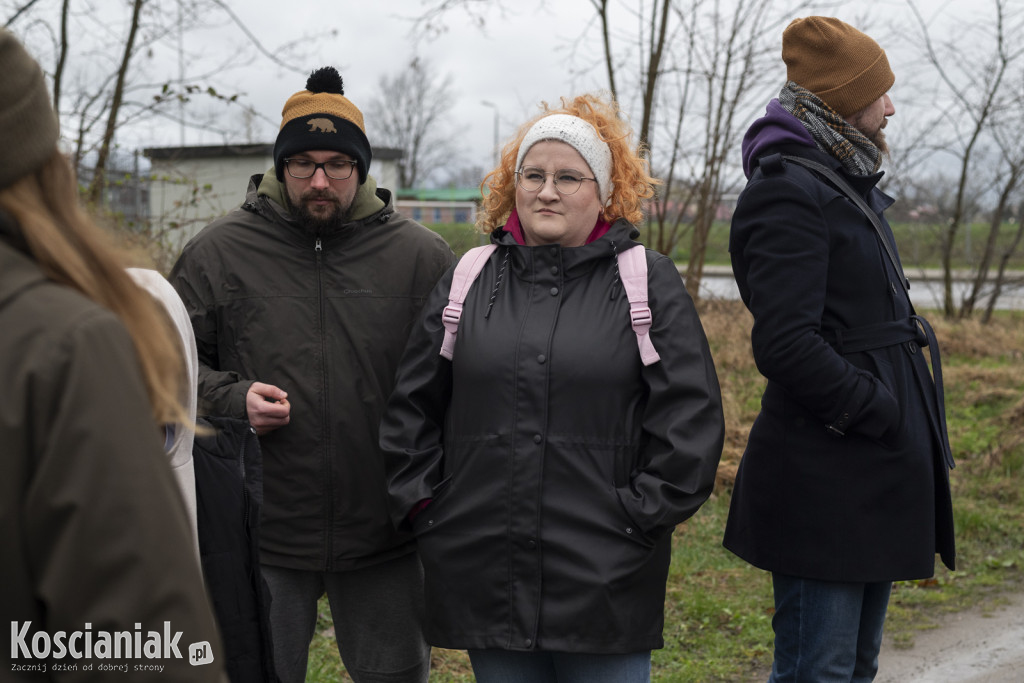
[548,440,656,551]
[851,351,905,444]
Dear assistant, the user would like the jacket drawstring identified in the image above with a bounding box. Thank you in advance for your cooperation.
[609,240,621,299]
[484,247,509,319]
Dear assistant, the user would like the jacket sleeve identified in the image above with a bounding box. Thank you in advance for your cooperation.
[615,254,725,539]
[25,310,225,682]
[730,171,900,439]
[170,247,253,420]
[378,267,455,530]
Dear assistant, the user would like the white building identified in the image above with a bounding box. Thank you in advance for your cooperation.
[144,143,402,249]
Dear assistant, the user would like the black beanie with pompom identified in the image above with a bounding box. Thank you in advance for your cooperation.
[273,67,371,183]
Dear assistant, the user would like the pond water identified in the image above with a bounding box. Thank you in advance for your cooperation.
[696,267,1024,311]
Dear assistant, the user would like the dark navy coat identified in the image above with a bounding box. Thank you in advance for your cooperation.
[723,145,955,582]
[380,221,724,653]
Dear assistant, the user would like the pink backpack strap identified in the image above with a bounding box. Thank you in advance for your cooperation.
[440,245,498,360]
[618,244,661,366]
[440,243,660,366]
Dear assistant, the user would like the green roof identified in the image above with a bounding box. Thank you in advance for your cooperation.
[396,188,482,202]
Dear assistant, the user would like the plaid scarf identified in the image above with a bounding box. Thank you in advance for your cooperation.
[778,82,882,175]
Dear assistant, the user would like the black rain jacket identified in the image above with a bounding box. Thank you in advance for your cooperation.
[381,220,724,653]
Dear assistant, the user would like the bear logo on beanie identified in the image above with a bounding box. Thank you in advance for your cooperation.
[307,118,338,134]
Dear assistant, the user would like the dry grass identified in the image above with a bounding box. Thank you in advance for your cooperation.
[695,300,1024,487]
[928,312,1024,361]
[697,298,761,488]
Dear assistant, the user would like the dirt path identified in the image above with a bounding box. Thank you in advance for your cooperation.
[743,590,1024,682]
[875,590,1024,683]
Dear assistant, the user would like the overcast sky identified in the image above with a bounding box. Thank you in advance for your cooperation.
[8,0,986,178]
[130,0,613,172]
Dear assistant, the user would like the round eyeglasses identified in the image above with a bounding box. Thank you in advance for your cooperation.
[284,158,358,180]
[515,167,597,196]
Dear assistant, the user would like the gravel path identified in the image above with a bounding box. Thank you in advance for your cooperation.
[875,590,1024,683]
[743,589,1024,682]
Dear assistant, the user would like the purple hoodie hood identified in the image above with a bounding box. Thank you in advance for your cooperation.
[741,99,815,178]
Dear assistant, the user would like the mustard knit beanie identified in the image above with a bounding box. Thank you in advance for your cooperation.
[273,67,371,183]
[782,16,894,118]
[0,29,59,190]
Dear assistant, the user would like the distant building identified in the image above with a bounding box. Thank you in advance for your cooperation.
[76,149,150,228]
[394,187,481,225]
[143,143,403,248]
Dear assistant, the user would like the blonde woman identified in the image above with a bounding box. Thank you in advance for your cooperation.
[0,29,223,681]
[380,93,725,682]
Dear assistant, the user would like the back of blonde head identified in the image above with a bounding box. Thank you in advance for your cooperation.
[477,92,657,232]
[0,151,185,427]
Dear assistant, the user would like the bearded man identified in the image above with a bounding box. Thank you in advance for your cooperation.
[723,16,956,683]
[170,67,454,683]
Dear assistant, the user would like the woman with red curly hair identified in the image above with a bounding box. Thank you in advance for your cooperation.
[380,93,724,682]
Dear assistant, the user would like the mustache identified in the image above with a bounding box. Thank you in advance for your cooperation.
[301,189,339,202]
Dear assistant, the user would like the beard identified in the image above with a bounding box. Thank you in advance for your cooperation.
[857,116,889,157]
[867,122,889,156]
[293,189,354,234]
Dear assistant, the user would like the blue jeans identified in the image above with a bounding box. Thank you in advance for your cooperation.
[769,573,892,683]
[468,649,651,683]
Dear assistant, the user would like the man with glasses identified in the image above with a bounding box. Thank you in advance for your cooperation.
[170,66,454,683]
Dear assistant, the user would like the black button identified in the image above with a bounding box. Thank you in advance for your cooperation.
[528,540,537,549]
[537,354,546,364]
[550,287,559,296]
[533,434,542,443]
[550,266,559,275]
[525,638,533,647]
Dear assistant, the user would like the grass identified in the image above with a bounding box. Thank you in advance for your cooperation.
[302,229,1024,681]
[432,220,1024,274]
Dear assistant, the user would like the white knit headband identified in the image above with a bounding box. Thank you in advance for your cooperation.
[516,114,613,205]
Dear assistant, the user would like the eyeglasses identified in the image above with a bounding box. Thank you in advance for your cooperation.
[515,167,597,196]
[283,158,358,180]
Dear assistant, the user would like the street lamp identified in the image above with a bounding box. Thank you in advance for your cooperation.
[481,100,499,168]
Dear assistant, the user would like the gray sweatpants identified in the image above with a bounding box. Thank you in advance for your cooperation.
[261,552,430,683]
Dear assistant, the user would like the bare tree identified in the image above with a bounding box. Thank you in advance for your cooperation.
[409,0,816,299]
[978,87,1024,322]
[982,200,1024,322]
[12,4,311,146]
[86,0,144,205]
[3,0,43,27]
[677,0,786,296]
[52,0,69,118]
[905,0,1024,318]
[592,0,812,297]
[365,57,460,190]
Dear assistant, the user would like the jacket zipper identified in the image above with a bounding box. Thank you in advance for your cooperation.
[240,425,257,530]
[316,237,333,571]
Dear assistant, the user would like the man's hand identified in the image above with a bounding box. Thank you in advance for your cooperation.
[246,382,291,435]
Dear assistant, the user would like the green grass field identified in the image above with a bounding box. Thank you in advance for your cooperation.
[432,220,1024,272]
